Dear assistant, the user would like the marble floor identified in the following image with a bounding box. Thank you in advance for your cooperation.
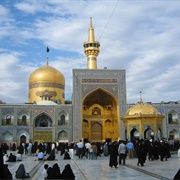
[4,150,180,180]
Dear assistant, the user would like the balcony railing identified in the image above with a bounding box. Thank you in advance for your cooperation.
[17,123,28,126]
[1,123,13,126]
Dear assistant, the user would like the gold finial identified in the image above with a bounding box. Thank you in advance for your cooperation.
[88,17,95,42]
[90,17,93,28]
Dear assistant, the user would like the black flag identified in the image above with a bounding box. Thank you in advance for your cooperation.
[46,46,50,52]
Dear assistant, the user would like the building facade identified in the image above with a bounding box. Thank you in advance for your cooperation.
[0,19,179,146]
[126,101,180,140]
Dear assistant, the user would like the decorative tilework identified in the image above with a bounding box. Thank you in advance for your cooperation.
[33,109,54,117]
[82,84,118,99]
[29,82,64,89]
[82,79,117,83]
[2,108,14,114]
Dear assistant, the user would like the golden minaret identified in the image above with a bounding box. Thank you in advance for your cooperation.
[83,17,100,69]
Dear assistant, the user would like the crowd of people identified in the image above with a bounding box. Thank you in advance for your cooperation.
[0,138,179,179]
[108,138,175,168]
[0,141,75,179]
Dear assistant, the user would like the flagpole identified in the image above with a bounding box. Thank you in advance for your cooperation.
[46,46,49,65]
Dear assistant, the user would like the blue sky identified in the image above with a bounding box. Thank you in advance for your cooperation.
[0,0,180,104]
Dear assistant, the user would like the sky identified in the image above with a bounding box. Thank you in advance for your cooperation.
[0,0,180,104]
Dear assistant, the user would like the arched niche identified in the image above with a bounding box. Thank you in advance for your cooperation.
[144,128,154,140]
[130,128,139,140]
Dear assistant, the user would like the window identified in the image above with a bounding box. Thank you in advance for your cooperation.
[92,107,101,115]
[61,115,65,125]
[168,114,173,124]
[40,119,48,127]
[22,115,27,125]
[58,115,65,125]
[168,111,178,124]
[6,115,11,125]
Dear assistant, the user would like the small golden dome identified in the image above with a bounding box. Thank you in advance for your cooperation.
[29,64,65,85]
[126,102,159,116]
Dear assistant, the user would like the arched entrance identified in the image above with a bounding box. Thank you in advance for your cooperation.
[144,128,154,140]
[130,128,139,140]
[20,135,26,144]
[91,122,102,141]
[58,130,68,142]
[34,113,53,142]
[82,88,119,142]
[169,129,180,139]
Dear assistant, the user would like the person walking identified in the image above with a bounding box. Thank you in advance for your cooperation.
[158,140,165,161]
[85,141,91,159]
[148,139,154,161]
[126,140,134,159]
[77,140,84,159]
[27,141,32,156]
[118,140,126,165]
[135,139,146,167]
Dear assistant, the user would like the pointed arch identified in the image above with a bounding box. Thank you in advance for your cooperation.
[105,119,112,127]
[17,109,29,126]
[169,129,180,139]
[130,128,139,140]
[34,113,53,128]
[58,130,68,141]
[82,88,118,109]
[168,110,178,124]
[22,115,27,125]
[2,110,14,125]
[33,113,53,142]
[2,109,13,118]
[18,109,29,117]
[16,130,30,143]
[0,130,13,141]
[144,128,154,140]
[105,131,112,139]
[82,87,119,141]
[6,115,12,125]
[58,110,69,126]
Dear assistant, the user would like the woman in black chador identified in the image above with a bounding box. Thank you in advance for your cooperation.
[46,151,55,160]
[64,150,71,160]
[15,164,30,179]
[148,140,154,161]
[136,139,146,167]
[18,143,24,155]
[109,141,118,168]
[52,163,61,179]
[153,141,159,160]
[158,140,165,161]
[61,164,75,179]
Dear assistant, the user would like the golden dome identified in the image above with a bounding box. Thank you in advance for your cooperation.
[28,64,65,104]
[29,64,65,85]
[125,102,159,116]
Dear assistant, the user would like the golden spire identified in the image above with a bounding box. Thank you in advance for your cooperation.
[83,17,100,69]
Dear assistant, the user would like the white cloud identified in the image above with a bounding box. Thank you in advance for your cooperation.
[0,0,180,103]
